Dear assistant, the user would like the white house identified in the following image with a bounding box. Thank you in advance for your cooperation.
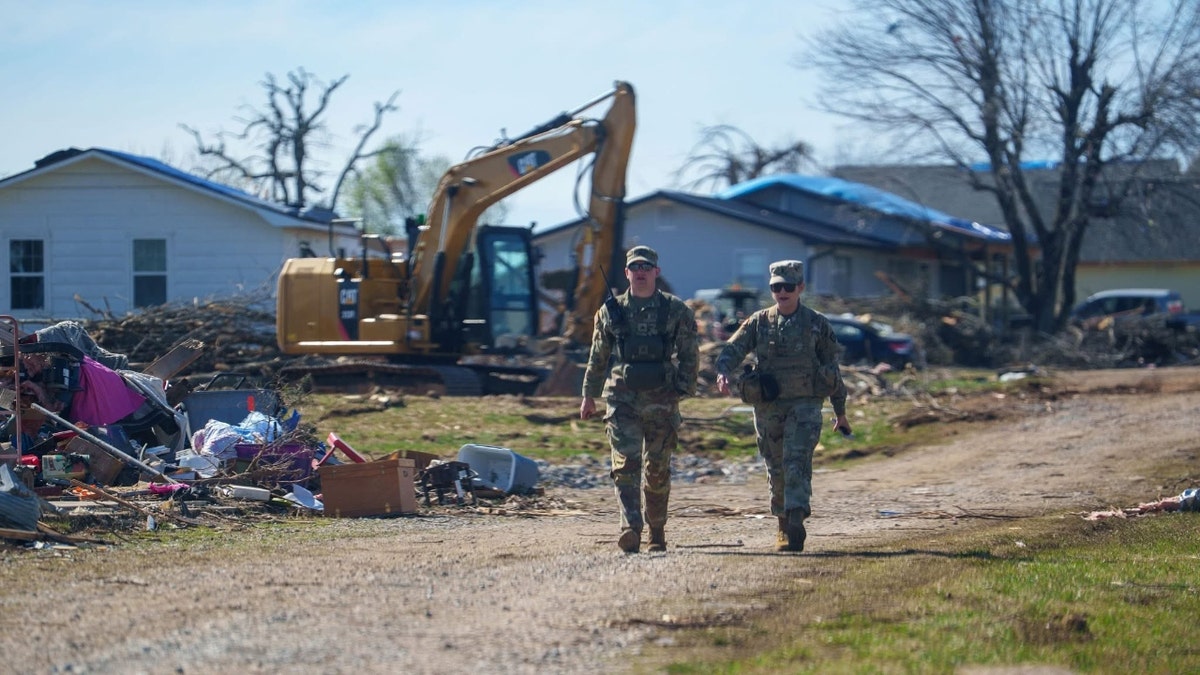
[0,147,361,324]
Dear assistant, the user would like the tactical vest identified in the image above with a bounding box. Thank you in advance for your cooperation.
[612,292,672,391]
[754,306,839,399]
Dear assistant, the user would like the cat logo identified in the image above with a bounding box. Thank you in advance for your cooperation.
[508,150,552,176]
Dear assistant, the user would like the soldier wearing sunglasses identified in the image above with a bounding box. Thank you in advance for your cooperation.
[580,245,700,553]
[713,260,851,552]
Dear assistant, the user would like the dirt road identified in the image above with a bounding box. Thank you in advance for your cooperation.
[3,367,1199,674]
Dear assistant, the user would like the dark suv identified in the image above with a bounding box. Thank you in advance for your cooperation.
[1070,289,1185,328]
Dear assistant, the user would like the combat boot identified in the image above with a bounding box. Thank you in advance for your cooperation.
[618,527,641,553]
[783,508,807,552]
[648,526,666,552]
[775,516,790,551]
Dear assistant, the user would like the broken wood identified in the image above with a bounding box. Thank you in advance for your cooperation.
[142,338,206,379]
[67,479,200,528]
[0,526,40,541]
[37,521,114,545]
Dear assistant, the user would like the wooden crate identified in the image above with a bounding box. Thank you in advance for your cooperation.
[318,458,417,517]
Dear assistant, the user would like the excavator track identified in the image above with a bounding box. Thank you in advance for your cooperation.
[277,360,546,397]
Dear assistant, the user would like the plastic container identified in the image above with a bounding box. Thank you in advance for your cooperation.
[182,388,280,429]
[233,443,312,480]
[456,444,539,493]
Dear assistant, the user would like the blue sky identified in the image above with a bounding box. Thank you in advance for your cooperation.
[2,0,861,230]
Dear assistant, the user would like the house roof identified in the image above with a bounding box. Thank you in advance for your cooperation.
[2,147,347,230]
[835,163,1200,262]
[719,174,1012,243]
[534,189,890,249]
[1079,178,1200,262]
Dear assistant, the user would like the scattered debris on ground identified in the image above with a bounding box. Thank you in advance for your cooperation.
[1082,488,1200,520]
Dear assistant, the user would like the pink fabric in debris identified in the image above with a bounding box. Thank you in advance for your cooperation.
[70,356,146,425]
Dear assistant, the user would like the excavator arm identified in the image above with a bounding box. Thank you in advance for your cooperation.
[562,83,636,344]
[407,81,636,339]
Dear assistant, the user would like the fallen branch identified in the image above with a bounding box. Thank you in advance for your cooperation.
[67,480,201,528]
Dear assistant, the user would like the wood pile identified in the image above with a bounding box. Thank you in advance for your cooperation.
[77,296,293,381]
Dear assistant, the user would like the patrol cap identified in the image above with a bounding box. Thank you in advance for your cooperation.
[626,245,658,267]
[768,260,804,285]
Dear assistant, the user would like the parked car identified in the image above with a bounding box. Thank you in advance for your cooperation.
[823,314,921,370]
[1069,288,1187,329]
[693,286,769,339]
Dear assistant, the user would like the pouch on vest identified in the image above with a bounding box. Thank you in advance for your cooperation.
[624,362,668,391]
[736,364,779,404]
[813,360,841,398]
[617,300,671,391]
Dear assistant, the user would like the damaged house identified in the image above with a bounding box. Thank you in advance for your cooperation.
[533,174,1016,313]
[833,161,1200,309]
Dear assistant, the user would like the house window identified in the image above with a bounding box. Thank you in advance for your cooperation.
[133,239,167,307]
[10,239,45,310]
[734,250,768,289]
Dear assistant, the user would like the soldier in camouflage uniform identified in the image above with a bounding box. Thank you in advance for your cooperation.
[715,260,851,552]
[580,245,700,553]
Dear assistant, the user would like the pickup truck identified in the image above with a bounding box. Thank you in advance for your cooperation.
[1070,288,1200,332]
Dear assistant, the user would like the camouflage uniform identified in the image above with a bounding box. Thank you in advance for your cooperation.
[582,258,699,546]
[714,260,847,549]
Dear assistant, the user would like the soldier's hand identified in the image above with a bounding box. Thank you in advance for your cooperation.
[716,373,732,396]
[580,396,596,420]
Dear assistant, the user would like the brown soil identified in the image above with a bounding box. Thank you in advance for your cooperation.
[3,367,1199,674]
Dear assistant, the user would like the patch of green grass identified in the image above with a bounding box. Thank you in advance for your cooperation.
[657,513,1200,673]
[288,382,1003,468]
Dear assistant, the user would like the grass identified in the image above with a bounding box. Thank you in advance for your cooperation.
[653,513,1200,674]
[281,369,971,466]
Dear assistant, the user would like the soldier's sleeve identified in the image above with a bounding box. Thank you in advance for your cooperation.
[714,313,758,377]
[672,300,700,396]
[581,305,614,398]
[814,317,848,416]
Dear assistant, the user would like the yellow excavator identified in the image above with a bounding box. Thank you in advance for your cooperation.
[275,81,636,394]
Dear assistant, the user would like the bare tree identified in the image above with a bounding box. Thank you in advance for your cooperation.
[804,0,1200,333]
[182,68,399,211]
[675,124,814,192]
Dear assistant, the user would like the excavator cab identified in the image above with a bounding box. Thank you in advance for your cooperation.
[449,225,538,354]
[277,224,536,360]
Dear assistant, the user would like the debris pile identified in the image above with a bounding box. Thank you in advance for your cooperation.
[0,320,554,549]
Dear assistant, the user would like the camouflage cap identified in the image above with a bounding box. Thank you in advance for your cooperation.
[626,245,658,267]
[768,260,804,285]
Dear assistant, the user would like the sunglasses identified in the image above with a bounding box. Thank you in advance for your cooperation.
[770,283,797,293]
[627,262,655,272]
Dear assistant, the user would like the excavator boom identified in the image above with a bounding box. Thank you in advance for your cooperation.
[409,81,636,324]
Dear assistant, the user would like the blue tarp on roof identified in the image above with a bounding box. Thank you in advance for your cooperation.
[718,175,1011,243]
